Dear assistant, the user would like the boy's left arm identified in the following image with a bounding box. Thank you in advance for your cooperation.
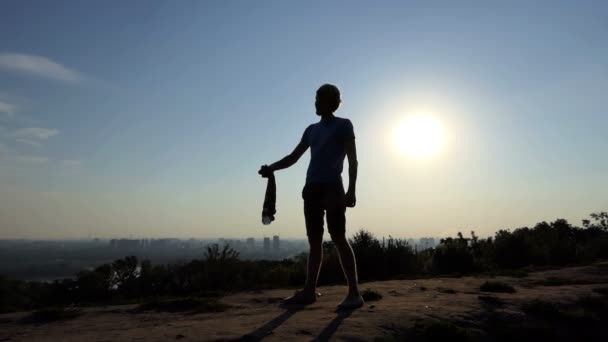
[345,137,357,207]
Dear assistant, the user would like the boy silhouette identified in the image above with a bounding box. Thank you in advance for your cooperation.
[259,84,364,310]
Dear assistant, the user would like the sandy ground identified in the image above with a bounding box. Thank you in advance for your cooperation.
[1,261,607,342]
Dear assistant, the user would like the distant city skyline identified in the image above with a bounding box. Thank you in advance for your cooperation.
[1,1,607,239]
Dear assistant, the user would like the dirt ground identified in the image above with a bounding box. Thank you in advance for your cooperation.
[1,261,607,341]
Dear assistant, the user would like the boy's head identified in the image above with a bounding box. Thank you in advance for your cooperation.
[315,84,341,115]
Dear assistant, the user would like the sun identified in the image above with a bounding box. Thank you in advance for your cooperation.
[393,115,445,159]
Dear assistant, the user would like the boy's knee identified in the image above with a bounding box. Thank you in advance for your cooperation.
[307,233,323,245]
[330,232,347,244]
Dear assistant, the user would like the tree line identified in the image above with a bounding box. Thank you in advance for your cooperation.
[1,212,607,313]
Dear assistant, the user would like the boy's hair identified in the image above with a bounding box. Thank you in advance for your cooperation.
[317,84,341,113]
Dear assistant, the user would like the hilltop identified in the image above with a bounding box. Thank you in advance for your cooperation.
[1,261,607,341]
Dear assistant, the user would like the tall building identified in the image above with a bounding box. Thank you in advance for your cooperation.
[272,235,280,252]
[263,237,271,253]
[246,237,255,248]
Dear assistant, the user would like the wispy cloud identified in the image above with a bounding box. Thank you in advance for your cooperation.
[0,53,81,83]
[61,159,81,167]
[15,138,43,147]
[0,142,10,156]
[15,155,48,164]
[1,127,58,148]
[13,127,59,140]
[0,101,16,117]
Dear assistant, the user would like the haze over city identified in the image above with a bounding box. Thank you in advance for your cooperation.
[1,1,607,240]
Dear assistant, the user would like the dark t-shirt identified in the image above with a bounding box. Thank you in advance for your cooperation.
[301,116,355,184]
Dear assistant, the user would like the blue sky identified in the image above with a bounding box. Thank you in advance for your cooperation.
[1,1,607,239]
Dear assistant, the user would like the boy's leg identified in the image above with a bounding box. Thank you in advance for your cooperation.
[331,233,360,296]
[326,183,363,309]
[326,183,362,299]
[285,183,323,302]
[303,233,323,294]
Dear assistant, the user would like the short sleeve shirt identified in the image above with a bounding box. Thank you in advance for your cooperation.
[301,116,355,184]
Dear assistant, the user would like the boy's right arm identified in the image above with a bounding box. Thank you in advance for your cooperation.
[259,141,308,177]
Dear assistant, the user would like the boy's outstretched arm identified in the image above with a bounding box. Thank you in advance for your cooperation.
[345,137,358,207]
[259,141,308,177]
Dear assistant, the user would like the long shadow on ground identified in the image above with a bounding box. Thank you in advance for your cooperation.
[313,309,354,341]
[234,309,300,341]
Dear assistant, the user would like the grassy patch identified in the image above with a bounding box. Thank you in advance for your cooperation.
[361,288,383,301]
[132,297,229,314]
[20,307,81,324]
[480,281,516,293]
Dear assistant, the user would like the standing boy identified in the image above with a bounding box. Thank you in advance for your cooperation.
[259,84,363,310]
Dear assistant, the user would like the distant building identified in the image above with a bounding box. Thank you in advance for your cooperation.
[109,238,141,250]
[246,237,255,248]
[272,235,280,252]
[419,237,436,251]
[263,237,271,253]
[150,238,178,249]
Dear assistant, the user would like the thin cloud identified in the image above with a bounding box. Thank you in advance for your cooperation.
[0,142,9,156]
[15,155,48,164]
[16,138,43,147]
[0,53,81,83]
[61,159,81,167]
[0,101,16,117]
[13,127,59,140]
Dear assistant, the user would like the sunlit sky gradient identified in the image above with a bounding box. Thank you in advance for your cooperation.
[1,1,607,239]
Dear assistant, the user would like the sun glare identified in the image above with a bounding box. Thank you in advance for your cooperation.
[393,115,445,159]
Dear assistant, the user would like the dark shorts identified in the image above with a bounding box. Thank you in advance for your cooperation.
[302,182,346,238]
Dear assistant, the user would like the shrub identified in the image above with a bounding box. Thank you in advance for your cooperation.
[361,288,382,301]
[431,232,476,274]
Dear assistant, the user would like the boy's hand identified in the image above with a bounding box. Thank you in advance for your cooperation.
[258,164,273,178]
[345,190,356,208]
